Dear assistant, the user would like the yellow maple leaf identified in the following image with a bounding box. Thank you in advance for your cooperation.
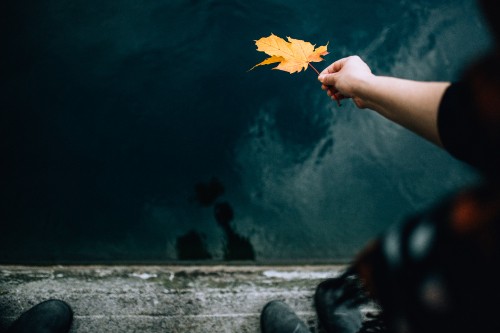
[250,33,329,74]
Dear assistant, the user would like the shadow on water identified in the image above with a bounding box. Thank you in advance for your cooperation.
[193,177,225,207]
[176,178,255,261]
[176,230,212,260]
[214,201,255,261]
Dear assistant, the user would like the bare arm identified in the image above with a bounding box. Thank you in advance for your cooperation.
[318,56,450,147]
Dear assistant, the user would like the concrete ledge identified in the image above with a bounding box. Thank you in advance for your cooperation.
[0,265,347,332]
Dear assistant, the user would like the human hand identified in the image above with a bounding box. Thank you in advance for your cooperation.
[318,56,374,108]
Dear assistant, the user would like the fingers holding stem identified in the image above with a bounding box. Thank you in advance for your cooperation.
[310,63,341,107]
[321,83,343,106]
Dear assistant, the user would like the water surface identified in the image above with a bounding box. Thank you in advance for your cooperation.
[0,0,491,262]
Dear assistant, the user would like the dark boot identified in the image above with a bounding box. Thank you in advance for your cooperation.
[314,274,367,333]
[7,299,73,333]
[260,300,310,333]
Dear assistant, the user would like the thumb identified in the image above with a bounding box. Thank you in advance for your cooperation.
[318,73,337,86]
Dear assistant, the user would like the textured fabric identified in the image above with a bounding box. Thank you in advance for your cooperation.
[354,184,500,333]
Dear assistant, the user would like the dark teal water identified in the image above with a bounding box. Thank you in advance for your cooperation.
[0,0,492,262]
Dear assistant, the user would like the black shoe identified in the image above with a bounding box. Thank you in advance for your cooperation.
[7,299,73,333]
[314,274,367,333]
[260,300,310,333]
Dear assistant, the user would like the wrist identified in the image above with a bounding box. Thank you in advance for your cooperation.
[350,73,378,109]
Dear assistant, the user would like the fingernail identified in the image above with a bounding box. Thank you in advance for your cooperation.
[318,74,325,81]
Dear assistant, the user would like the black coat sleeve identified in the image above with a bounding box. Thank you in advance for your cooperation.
[438,82,498,173]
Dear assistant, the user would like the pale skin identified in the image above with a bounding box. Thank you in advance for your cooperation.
[317,56,451,147]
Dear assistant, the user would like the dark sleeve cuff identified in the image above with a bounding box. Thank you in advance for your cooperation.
[437,82,485,170]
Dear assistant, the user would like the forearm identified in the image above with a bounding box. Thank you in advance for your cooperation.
[356,76,450,146]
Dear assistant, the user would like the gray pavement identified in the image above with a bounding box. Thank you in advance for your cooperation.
[0,265,347,332]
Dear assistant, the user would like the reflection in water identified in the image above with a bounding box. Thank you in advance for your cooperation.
[176,230,212,260]
[193,178,225,207]
[179,178,254,261]
[214,202,255,261]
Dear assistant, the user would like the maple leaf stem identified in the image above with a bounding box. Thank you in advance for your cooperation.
[308,63,320,75]
[309,62,341,107]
